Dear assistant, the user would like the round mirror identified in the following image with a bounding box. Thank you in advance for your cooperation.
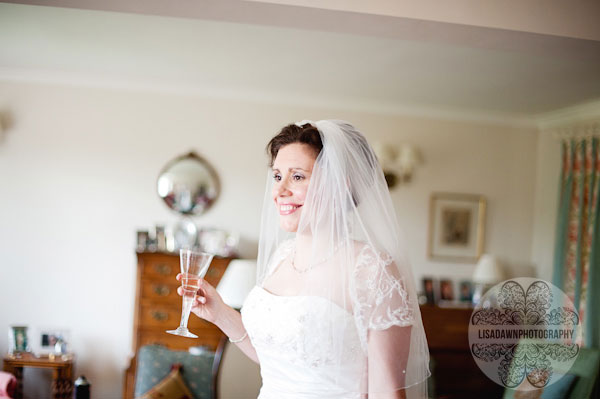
[157,151,220,216]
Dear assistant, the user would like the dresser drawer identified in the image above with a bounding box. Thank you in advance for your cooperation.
[202,257,229,286]
[139,254,230,285]
[139,303,214,330]
[140,254,179,280]
[140,280,181,304]
[138,328,224,351]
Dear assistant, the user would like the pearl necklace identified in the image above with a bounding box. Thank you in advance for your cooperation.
[290,243,341,274]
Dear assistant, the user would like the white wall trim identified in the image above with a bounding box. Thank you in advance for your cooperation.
[535,98,600,130]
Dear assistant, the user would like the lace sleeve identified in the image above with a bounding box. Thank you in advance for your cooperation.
[353,245,414,332]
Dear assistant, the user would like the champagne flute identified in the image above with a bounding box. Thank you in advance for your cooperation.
[166,249,214,338]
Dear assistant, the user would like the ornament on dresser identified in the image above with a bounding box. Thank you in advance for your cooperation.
[199,228,239,257]
[136,224,239,256]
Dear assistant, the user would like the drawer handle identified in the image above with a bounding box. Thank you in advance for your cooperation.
[153,264,172,275]
[206,269,217,278]
[152,284,171,297]
[151,311,169,321]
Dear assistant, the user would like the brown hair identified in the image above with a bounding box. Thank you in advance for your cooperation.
[266,123,323,167]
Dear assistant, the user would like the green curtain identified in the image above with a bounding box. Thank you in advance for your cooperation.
[553,137,600,348]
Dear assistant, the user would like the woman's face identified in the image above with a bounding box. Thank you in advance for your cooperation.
[271,143,317,232]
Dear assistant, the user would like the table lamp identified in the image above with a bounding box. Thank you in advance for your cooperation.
[216,259,257,309]
[472,254,505,305]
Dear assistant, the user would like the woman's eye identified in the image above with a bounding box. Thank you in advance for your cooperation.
[273,174,281,181]
[293,174,304,181]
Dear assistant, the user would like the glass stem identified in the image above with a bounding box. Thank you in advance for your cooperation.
[180,312,189,329]
[179,294,194,329]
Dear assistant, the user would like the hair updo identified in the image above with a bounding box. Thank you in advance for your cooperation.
[266,123,323,167]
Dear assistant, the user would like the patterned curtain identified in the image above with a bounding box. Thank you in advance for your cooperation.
[553,136,600,348]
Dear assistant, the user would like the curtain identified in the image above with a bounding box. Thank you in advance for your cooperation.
[552,136,600,348]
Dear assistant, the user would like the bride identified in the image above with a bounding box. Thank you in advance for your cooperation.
[178,120,430,398]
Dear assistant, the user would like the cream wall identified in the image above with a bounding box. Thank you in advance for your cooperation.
[531,130,562,282]
[0,80,540,398]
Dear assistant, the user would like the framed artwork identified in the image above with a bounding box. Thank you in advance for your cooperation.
[428,192,486,262]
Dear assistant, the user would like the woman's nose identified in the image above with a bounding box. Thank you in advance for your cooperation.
[274,182,291,197]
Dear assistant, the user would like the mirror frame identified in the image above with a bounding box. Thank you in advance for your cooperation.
[157,151,220,216]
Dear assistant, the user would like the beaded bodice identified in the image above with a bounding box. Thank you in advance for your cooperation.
[241,286,365,398]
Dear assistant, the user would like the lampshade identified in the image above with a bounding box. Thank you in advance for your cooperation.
[473,254,505,284]
[216,259,257,309]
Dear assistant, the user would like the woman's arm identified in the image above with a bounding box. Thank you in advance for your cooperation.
[367,325,412,399]
[214,303,259,363]
[177,274,259,363]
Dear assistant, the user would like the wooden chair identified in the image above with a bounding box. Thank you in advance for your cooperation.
[123,335,227,399]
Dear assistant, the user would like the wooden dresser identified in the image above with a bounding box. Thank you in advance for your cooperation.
[420,304,505,398]
[123,251,233,398]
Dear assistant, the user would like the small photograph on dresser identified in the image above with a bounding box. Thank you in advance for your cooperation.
[440,279,454,301]
[421,277,437,304]
[39,329,70,354]
[458,280,473,302]
[8,325,30,354]
[136,230,150,252]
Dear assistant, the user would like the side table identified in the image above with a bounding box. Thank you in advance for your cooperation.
[2,353,74,399]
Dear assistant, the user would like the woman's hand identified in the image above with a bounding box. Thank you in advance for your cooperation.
[176,273,225,325]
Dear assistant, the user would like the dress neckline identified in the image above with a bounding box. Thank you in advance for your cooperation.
[254,286,354,318]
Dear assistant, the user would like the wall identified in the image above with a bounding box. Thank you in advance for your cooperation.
[0,80,539,398]
[530,130,561,282]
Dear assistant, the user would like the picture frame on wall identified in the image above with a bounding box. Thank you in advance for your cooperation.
[427,192,486,262]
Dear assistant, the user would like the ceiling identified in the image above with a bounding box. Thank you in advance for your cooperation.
[1,0,599,125]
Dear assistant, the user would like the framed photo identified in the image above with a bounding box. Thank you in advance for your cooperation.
[440,279,454,301]
[136,230,149,252]
[421,277,437,304]
[459,280,473,302]
[8,326,30,353]
[39,329,69,354]
[427,192,486,262]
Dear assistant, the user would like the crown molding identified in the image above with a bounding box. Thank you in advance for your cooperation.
[535,98,600,131]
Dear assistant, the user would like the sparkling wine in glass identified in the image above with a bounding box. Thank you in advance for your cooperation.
[166,249,214,338]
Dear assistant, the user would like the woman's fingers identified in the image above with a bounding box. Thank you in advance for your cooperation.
[177,286,206,306]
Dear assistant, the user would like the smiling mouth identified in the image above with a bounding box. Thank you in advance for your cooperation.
[279,204,301,215]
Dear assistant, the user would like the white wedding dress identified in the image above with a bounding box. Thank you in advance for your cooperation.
[242,285,365,399]
[241,241,414,399]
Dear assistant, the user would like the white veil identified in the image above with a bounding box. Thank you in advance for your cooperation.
[256,120,430,397]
